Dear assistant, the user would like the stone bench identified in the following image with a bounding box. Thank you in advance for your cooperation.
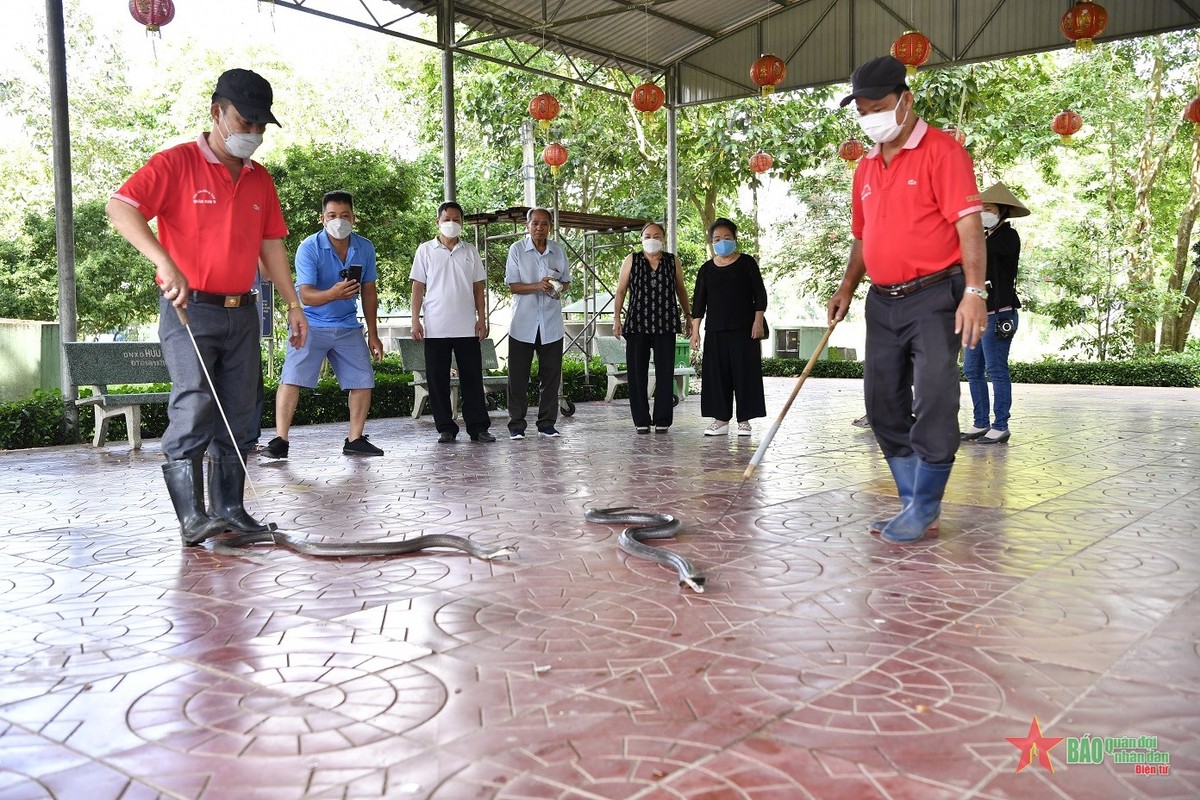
[595,335,695,404]
[62,341,171,448]
[395,338,507,419]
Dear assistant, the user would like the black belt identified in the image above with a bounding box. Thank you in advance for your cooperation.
[872,265,962,298]
[185,289,258,308]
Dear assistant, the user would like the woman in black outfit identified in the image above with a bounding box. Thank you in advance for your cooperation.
[689,218,768,437]
[962,182,1028,445]
[612,222,692,433]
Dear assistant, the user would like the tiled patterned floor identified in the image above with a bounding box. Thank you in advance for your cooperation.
[1,378,1198,799]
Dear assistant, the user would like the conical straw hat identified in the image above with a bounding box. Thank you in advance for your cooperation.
[980,182,1030,217]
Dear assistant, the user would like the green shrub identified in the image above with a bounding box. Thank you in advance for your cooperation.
[0,390,74,449]
[760,358,865,379]
[5,353,1197,450]
[757,356,1200,387]
[1006,356,1200,387]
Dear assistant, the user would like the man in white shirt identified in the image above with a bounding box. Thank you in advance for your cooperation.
[410,201,495,443]
[505,207,570,439]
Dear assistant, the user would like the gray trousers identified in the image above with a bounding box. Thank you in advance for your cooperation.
[863,272,963,464]
[158,296,261,460]
[507,333,562,431]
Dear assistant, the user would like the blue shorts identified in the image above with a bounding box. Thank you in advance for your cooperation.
[281,326,376,390]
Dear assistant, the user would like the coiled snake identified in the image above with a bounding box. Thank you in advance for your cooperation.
[585,507,706,593]
[218,529,518,560]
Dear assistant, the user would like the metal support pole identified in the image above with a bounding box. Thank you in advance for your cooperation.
[47,0,78,428]
[521,119,537,207]
[439,0,456,201]
[666,66,678,254]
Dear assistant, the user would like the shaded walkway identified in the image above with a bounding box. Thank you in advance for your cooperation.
[1,379,1197,799]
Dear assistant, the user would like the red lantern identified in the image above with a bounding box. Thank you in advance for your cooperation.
[1060,1,1108,51]
[1185,98,1200,127]
[890,30,931,77]
[543,142,568,176]
[750,55,787,96]
[838,138,865,166]
[943,126,967,146]
[528,93,560,132]
[129,0,175,33]
[1052,110,1083,143]
[631,82,665,116]
[749,151,773,174]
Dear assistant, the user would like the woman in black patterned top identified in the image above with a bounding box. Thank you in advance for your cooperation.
[612,222,692,433]
[690,218,767,437]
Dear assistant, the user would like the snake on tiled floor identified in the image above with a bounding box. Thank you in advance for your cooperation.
[584,507,706,593]
[218,529,518,560]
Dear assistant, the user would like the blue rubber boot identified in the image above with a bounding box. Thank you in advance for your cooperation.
[881,460,952,543]
[870,454,918,534]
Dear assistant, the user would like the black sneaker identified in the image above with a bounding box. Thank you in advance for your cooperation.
[343,436,384,456]
[538,426,561,438]
[263,436,289,459]
[438,431,457,443]
[470,431,497,443]
[509,428,525,440]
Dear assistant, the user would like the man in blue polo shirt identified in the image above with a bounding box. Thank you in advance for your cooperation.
[267,191,385,457]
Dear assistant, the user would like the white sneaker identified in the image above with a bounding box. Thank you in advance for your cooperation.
[704,421,729,436]
[737,421,752,436]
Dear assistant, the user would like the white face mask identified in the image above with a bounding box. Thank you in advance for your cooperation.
[981,212,1000,229]
[324,218,352,240]
[218,111,263,159]
[858,101,909,144]
[439,220,462,239]
[642,238,663,254]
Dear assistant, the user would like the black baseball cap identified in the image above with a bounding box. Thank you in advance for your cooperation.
[213,68,281,126]
[839,56,908,107]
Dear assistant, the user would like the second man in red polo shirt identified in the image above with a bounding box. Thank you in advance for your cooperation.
[827,55,988,543]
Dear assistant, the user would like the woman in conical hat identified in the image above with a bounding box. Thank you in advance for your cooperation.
[962,181,1028,445]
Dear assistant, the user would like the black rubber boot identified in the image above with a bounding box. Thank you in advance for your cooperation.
[162,458,228,546]
[208,454,274,534]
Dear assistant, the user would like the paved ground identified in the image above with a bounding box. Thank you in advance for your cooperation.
[1,378,1197,800]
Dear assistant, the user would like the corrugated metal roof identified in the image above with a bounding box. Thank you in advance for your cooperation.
[367,0,1200,105]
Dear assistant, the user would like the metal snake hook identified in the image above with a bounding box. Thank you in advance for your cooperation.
[173,305,259,500]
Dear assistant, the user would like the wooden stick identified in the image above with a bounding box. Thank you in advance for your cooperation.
[744,320,840,478]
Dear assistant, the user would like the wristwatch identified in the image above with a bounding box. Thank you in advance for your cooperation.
[285,300,303,311]
[964,286,988,300]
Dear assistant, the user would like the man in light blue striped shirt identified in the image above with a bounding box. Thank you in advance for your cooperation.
[505,207,571,439]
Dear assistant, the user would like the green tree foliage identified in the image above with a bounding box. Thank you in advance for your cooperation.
[0,200,157,335]
[266,145,430,309]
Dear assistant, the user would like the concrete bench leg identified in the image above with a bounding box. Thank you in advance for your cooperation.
[412,385,428,419]
[92,408,108,448]
[129,406,143,450]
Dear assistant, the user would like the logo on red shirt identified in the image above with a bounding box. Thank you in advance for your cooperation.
[192,189,216,205]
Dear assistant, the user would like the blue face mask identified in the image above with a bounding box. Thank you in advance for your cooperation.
[713,239,736,257]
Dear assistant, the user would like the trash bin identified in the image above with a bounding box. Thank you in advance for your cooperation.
[675,338,691,397]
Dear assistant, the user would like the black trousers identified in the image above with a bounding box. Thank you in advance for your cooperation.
[625,332,677,428]
[699,329,765,422]
[158,296,260,460]
[864,273,963,463]
[424,337,491,436]
[507,332,563,432]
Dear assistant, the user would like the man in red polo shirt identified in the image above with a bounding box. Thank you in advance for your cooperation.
[106,68,308,546]
[827,55,987,543]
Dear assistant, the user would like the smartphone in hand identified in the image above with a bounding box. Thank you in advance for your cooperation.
[340,264,363,283]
